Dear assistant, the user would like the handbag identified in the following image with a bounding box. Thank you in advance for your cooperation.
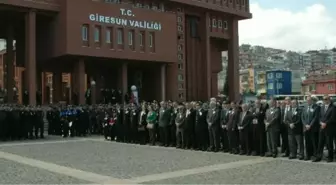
[146,123,154,129]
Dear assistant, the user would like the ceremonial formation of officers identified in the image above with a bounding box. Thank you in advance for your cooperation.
[0,105,45,141]
[0,94,335,163]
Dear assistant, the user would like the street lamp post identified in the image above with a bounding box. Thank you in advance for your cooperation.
[91,80,96,105]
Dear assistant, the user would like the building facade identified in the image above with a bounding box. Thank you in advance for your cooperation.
[0,0,252,104]
[254,69,266,95]
[266,70,292,97]
[302,67,336,94]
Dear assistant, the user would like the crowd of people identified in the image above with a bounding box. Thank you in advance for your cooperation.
[0,94,335,163]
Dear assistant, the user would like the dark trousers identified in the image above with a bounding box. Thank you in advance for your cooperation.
[280,124,289,155]
[220,128,229,151]
[208,126,220,150]
[137,129,148,144]
[176,129,185,148]
[130,127,138,143]
[148,128,156,145]
[288,134,304,157]
[159,126,170,146]
[169,124,176,146]
[266,130,279,155]
[304,130,319,158]
[196,126,208,150]
[239,128,251,154]
[184,129,195,149]
[228,129,239,153]
[316,130,335,160]
[252,124,266,155]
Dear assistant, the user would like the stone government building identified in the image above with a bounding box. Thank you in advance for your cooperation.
[0,0,251,104]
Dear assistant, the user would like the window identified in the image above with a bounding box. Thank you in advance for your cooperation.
[178,54,183,60]
[178,25,183,32]
[178,93,184,99]
[151,3,158,10]
[128,31,133,45]
[277,83,283,89]
[276,73,282,78]
[149,32,154,47]
[218,20,222,28]
[223,21,228,29]
[139,32,144,46]
[241,0,245,6]
[178,44,182,51]
[81,25,88,41]
[328,84,334,90]
[178,74,184,81]
[177,16,182,23]
[212,18,217,27]
[229,0,233,3]
[159,3,165,11]
[135,2,142,7]
[309,84,316,91]
[94,26,100,42]
[268,83,274,89]
[106,29,111,43]
[178,34,184,40]
[178,63,183,69]
[178,83,184,90]
[117,28,123,44]
[267,73,273,79]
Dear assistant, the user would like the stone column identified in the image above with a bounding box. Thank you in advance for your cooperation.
[6,23,15,103]
[25,10,36,105]
[161,64,166,101]
[74,59,85,105]
[228,18,240,102]
[205,12,212,99]
[90,76,96,105]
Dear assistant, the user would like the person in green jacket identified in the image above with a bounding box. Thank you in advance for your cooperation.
[146,105,157,145]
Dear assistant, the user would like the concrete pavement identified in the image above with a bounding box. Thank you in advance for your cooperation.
[1,136,335,184]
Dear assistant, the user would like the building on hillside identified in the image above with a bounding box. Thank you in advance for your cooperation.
[239,68,255,94]
[291,69,305,94]
[302,67,336,94]
[254,69,266,96]
[266,70,292,97]
[218,52,228,94]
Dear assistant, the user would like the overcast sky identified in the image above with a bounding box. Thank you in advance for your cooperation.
[239,0,336,52]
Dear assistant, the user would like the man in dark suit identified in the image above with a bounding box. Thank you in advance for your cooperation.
[313,95,336,162]
[280,99,290,157]
[220,101,230,152]
[226,102,240,154]
[265,98,281,158]
[183,103,195,149]
[284,99,304,160]
[175,104,186,148]
[169,102,177,147]
[238,103,252,155]
[158,101,171,147]
[251,99,267,156]
[301,95,320,160]
[195,102,208,151]
[206,101,221,152]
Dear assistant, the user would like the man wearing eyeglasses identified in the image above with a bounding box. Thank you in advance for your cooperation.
[313,95,336,162]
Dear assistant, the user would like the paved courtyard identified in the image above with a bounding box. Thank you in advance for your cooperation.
[1,136,336,184]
